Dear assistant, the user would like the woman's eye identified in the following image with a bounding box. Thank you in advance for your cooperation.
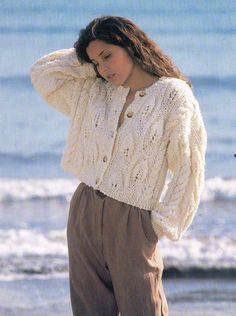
[104,54,111,60]
[92,54,111,68]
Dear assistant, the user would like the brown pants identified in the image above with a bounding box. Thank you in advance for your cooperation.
[67,182,168,316]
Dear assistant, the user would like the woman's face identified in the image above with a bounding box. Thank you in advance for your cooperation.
[86,39,135,87]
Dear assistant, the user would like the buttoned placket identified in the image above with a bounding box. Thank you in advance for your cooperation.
[119,89,146,129]
[95,89,146,187]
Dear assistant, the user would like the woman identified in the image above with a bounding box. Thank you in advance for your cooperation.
[30,15,207,316]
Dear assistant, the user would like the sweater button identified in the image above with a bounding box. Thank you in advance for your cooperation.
[103,156,107,162]
[139,90,146,97]
[127,111,134,118]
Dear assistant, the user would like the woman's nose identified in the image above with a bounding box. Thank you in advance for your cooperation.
[99,63,109,76]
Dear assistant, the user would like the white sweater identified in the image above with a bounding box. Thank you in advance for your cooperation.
[30,48,207,241]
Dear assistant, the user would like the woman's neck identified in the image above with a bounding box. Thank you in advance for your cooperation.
[122,64,158,93]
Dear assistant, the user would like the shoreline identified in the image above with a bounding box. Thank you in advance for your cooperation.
[0,277,235,315]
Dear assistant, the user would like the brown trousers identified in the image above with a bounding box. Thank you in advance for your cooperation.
[67,181,168,316]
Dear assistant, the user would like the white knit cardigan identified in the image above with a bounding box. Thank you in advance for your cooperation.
[30,48,207,241]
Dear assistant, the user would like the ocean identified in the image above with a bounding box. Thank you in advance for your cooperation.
[1,0,236,315]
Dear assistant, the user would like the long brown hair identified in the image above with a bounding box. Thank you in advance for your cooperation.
[74,15,192,89]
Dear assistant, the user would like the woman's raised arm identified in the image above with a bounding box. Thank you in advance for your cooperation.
[30,48,96,117]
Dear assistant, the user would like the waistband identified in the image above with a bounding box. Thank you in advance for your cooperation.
[94,189,107,199]
[80,182,107,199]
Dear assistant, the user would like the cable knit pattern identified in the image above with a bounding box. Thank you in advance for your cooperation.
[30,48,207,241]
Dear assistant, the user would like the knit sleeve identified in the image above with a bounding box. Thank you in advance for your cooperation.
[151,80,207,241]
[30,48,96,117]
